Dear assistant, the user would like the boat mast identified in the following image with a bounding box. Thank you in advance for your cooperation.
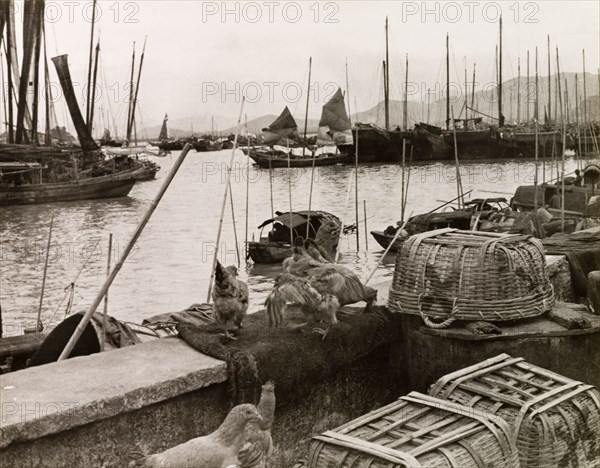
[517,57,521,123]
[403,54,408,130]
[0,51,6,136]
[547,35,551,124]
[15,0,37,144]
[446,33,450,130]
[498,16,503,127]
[464,57,468,125]
[583,50,588,155]
[575,74,581,167]
[5,3,14,143]
[346,59,359,250]
[127,37,147,146]
[302,57,311,157]
[384,17,390,131]
[31,0,43,146]
[471,63,476,118]
[85,0,97,128]
[126,42,136,143]
[535,48,539,121]
[345,57,352,126]
[43,22,51,145]
[556,47,563,124]
[526,50,530,122]
[426,88,431,124]
[89,41,100,136]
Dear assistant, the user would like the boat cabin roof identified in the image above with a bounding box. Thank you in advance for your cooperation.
[258,210,339,229]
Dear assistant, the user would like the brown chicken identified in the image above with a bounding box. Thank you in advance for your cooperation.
[235,381,277,468]
[266,273,340,338]
[213,261,249,339]
[131,404,262,468]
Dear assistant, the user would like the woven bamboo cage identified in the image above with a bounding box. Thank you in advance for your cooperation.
[429,354,600,468]
[387,229,554,327]
[308,392,520,468]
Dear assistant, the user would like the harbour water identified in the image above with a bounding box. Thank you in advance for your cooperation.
[0,150,583,334]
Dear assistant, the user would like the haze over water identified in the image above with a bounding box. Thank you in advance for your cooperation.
[0,150,584,335]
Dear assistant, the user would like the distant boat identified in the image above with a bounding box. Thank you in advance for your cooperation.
[371,198,510,252]
[0,170,137,205]
[247,210,341,264]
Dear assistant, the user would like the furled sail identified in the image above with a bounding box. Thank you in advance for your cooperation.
[262,106,299,145]
[51,54,99,152]
[317,88,353,145]
[158,114,169,140]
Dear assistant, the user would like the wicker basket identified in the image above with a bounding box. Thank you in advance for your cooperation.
[388,229,554,327]
[308,392,519,468]
[429,354,600,468]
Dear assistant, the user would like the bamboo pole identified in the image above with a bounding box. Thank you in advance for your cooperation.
[59,144,192,361]
[207,99,245,302]
[450,106,464,208]
[534,119,539,216]
[354,102,360,251]
[228,176,241,267]
[401,138,406,222]
[335,169,354,263]
[302,57,312,158]
[85,0,97,126]
[561,123,566,233]
[583,50,588,156]
[365,213,413,284]
[101,233,112,351]
[268,157,274,219]
[363,200,369,252]
[286,138,294,247]
[244,114,250,262]
[403,145,414,218]
[305,58,316,240]
[36,214,54,333]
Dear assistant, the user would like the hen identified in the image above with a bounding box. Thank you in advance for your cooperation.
[266,273,340,338]
[283,238,377,310]
[130,404,262,468]
[237,381,277,467]
[213,261,249,339]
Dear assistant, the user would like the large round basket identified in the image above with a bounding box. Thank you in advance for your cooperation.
[388,229,554,326]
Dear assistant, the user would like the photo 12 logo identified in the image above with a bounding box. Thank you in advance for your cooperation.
[200,1,340,24]
[401,1,540,24]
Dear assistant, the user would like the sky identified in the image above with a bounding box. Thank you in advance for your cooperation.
[6,0,600,131]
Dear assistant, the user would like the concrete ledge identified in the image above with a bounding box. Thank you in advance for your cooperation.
[0,337,227,449]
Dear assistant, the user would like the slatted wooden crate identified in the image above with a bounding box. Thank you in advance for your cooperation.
[308,392,519,468]
[429,354,600,468]
[388,229,554,328]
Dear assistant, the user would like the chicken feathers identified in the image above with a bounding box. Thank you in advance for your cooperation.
[131,404,262,468]
[213,261,249,339]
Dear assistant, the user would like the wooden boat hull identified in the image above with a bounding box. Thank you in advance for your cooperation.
[370,231,404,253]
[247,241,292,263]
[248,151,347,168]
[338,124,411,163]
[0,175,137,205]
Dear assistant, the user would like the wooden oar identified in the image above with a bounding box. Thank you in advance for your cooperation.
[365,212,413,285]
[58,144,193,361]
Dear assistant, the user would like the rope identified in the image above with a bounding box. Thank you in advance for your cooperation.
[416,295,458,329]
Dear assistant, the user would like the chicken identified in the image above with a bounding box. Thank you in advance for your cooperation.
[130,404,262,468]
[283,239,377,311]
[265,273,340,338]
[237,381,276,468]
[213,261,250,339]
[312,219,341,261]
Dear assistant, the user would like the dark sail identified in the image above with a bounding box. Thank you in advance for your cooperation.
[51,54,99,151]
[158,114,168,140]
[262,106,299,145]
[317,88,353,145]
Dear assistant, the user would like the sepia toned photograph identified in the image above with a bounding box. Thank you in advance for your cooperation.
[1,1,599,466]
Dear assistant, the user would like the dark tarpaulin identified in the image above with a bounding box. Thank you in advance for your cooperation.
[51,54,99,152]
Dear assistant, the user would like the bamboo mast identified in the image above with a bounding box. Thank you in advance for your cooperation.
[446,33,450,130]
[89,41,100,135]
[206,100,245,302]
[348,63,359,251]
[60,145,193,361]
[498,16,503,127]
[127,37,147,145]
[464,57,468,124]
[228,177,241,267]
[36,214,54,333]
[363,200,368,252]
[526,50,530,122]
[517,57,521,123]
[302,57,311,157]
[403,54,408,130]
[384,17,389,130]
[5,2,13,143]
[471,64,476,116]
[126,42,136,142]
[401,139,406,222]
[451,107,464,208]
[42,23,51,145]
[85,0,97,127]
[305,58,318,240]
[575,75,581,169]
[560,123,566,233]
[286,138,294,247]
[244,114,250,262]
[583,50,588,156]
[556,47,563,125]
[31,2,42,146]
[547,35,551,124]
[335,169,354,263]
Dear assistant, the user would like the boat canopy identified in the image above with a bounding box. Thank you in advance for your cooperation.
[317,88,353,145]
[258,210,338,229]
